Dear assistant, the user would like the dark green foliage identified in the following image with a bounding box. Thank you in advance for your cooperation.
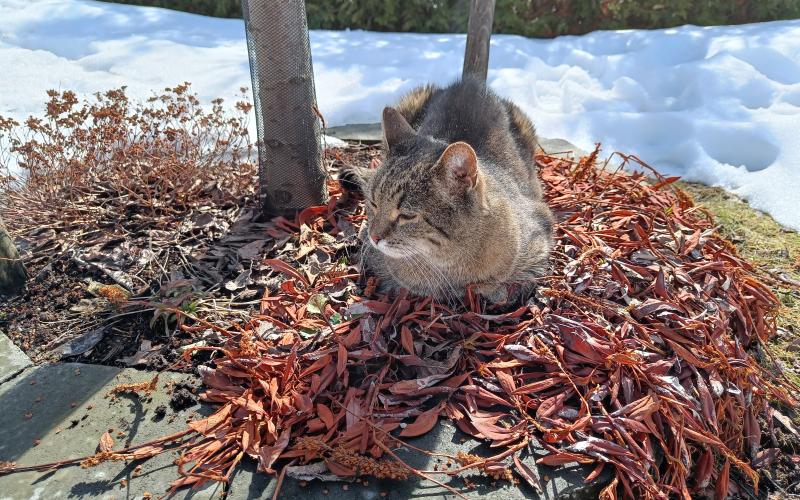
[104,0,243,18]
[99,0,800,37]
[306,0,470,33]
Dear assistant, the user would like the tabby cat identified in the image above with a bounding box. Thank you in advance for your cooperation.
[341,78,553,303]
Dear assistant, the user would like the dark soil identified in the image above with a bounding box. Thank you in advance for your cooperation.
[169,380,199,411]
[0,256,133,360]
[1,250,192,366]
[152,404,168,421]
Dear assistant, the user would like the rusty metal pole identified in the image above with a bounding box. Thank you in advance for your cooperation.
[462,0,496,83]
[242,0,327,216]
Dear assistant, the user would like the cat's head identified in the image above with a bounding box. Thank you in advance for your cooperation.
[363,107,487,262]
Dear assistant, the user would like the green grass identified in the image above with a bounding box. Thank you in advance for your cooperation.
[680,182,800,383]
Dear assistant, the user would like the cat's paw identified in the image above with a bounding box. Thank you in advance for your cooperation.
[475,283,509,304]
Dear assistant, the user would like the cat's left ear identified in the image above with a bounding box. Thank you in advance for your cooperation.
[438,141,478,190]
[382,107,416,151]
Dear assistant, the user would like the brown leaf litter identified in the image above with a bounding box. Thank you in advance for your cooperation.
[2,145,797,499]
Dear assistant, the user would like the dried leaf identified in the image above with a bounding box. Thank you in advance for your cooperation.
[259,428,290,473]
[695,449,713,489]
[265,258,309,286]
[57,327,107,358]
[389,373,450,395]
[399,404,440,437]
[238,239,265,260]
[400,325,415,355]
[307,294,328,316]
[715,459,730,500]
[325,459,356,477]
[336,343,347,377]
[286,462,346,482]
[495,370,516,394]
[513,454,542,493]
[97,431,114,453]
[599,475,619,500]
[188,405,231,435]
[317,404,335,430]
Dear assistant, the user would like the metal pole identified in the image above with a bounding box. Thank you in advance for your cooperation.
[462,0,496,82]
[242,0,327,216]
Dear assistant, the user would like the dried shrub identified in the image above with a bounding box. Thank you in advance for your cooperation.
[0,84,255,246]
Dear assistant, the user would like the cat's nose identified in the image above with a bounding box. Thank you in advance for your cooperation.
[370,233,382,243]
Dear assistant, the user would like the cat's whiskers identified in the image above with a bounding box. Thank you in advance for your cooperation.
[357,242,369,280]
[414,250,463,308]
[416,254,455,305]
[396,247,450,303]
[396,248,443,301]
[397,246,459,307]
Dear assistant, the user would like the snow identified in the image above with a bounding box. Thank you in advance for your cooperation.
[1,0,799,229]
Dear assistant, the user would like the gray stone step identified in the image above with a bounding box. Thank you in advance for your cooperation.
[324,123,587,161]
[0,363,220,499]
[0,362,607,499]
[0,333,31,384]
[326,123,383,143]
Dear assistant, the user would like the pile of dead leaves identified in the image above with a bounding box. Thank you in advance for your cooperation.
[4,147,797,498]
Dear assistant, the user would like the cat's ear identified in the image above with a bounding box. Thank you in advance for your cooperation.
[438,141,478,190]
[382,107,416,150]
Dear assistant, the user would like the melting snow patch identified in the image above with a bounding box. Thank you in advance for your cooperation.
[1,0,798,229]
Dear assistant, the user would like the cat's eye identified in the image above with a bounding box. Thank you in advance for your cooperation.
[397,212,418,222]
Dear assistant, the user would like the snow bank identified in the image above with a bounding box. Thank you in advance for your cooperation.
[1,0,798,229]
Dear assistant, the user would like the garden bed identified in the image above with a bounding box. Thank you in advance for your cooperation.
[2,88,800,498]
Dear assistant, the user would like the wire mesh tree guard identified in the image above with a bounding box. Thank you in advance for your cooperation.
[242,0,326,215]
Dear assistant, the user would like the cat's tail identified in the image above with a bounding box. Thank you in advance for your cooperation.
[395,84,438,130]
[503,99,539,160]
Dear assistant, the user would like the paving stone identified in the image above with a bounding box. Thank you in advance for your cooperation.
[0,363,221,500]
[0,364,608,499]
[227,420,609,500]
[538,137,589,160]
[324,123,588,163]
[326,123,383,143]
[0,333,32,385]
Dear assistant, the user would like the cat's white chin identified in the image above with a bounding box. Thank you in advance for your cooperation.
[371,239,413,259]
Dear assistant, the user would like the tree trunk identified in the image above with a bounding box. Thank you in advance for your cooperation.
[0,216,26,296]
[242,0,327,216]
[463,0,496,83]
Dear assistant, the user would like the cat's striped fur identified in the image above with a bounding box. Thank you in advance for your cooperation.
[342,78,553,303]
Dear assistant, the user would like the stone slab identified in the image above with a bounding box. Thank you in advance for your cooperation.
[227,420,609,500]
[0,362,608,500]
[538,138,589,161]
[0,363,221,500]
[326,123,383,143]
[325,123,588,163]
[0,333,32,385]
